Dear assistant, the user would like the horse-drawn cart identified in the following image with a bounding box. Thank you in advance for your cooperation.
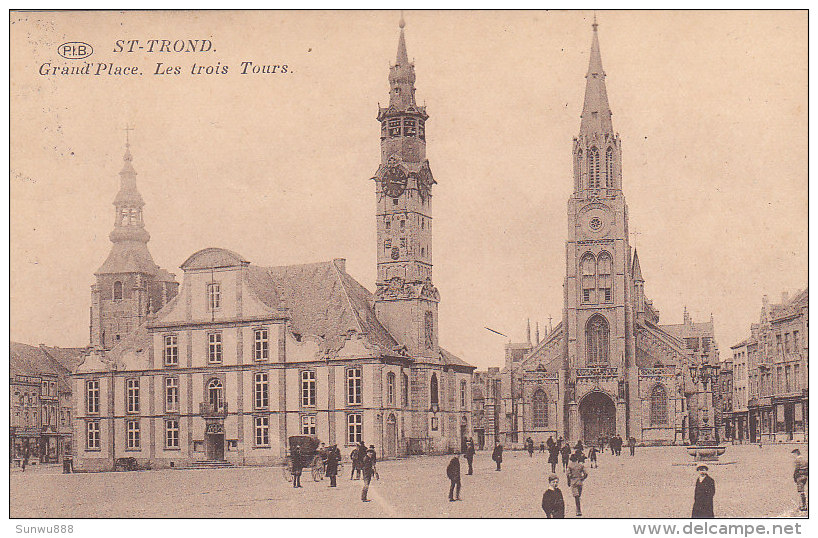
[281,435,341,483]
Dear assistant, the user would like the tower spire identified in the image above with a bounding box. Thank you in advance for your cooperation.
[580,14,613,137]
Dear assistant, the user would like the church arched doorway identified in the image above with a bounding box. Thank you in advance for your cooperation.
[579,391,616,442]
[385,414,398,458]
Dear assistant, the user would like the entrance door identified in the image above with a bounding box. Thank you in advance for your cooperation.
[579,391,616,443]
[206,434,225,461]
[749,414,758,443]
[784,404,794,440]
[385,414,397,458]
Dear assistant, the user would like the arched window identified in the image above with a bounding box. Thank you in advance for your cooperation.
[430,373,439,406]
[401,372,409,406]
[586,315,610,365]
[386,372,396,406]
[207,379,224,410]
[650,384,668,425]
[605,147,614,188]
[113,281,123,301]
[532,390,548,428]
[588,147,600,189]
[581,253,596,304]
[597,251,613,303]
[575,149,583,190]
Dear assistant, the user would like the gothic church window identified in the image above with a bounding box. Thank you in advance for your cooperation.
[402,372,409,406]
[424,311,434,349]
[597,251,613,303]
[586,314,610,365]
[113,281,123,301]
[588,147,601,189]
[649,384,668,425]
[581,254,596,304]
[532,390,548,428]
[605,147,614,188]
[430,373,439,406]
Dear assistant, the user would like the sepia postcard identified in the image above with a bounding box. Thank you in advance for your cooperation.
[8,8,809,528]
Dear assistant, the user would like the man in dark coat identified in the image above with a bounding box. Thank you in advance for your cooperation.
[492,443,503,471]
[560,443,572,472]
[546,435,555,451]
[361,448,375,502]
[291,446,303,488]
[447,455,461,501]
[548,443,560,473]
[325,445,339,487]
[349,446,360,480]
[542,473,565,518]
[527,437,535,457]
[692,465,715,518]
[792,449,808,512]
[465,439,476,475]
[628,436,636,456]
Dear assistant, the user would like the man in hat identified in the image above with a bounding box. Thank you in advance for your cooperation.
[567,453,588,516]
[464,438,476,475]
[360,446,376,502]
[792,449,808,512]
[542,473,565,518]
[447,454,461,501]
[692,465,716,518]
[492,443,503,471]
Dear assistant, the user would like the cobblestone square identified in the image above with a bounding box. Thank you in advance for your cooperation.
[10,444,807,518]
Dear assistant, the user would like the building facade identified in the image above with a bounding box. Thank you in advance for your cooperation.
[73,19,475,471]
[10,343,84,464]
[473,21,722,447]
[729,289,808,443]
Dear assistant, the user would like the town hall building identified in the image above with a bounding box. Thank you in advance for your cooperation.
[474,20,721,448]
[72,18,474,471]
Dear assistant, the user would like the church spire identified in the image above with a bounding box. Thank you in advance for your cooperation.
[580,15,613,138]
[388,13,417,110]
[110,132,149,245]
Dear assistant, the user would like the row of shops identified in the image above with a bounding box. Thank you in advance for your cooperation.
[726,392,808,443]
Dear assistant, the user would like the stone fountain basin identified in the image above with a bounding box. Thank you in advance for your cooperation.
[686,445,727,461]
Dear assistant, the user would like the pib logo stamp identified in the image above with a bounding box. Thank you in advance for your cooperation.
[58,42,93,59]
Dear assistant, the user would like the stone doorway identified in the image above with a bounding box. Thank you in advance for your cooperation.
[579,391,616,442]
[206,433,224,461]
[385,414,397,458]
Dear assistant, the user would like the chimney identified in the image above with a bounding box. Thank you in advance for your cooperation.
[332,258,346,273]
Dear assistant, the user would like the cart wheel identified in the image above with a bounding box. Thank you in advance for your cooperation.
[282,465,292,483]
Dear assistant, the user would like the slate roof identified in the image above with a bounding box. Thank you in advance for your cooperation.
[10,342,85,392]
[440,347,476,371]
[96,242,171,278]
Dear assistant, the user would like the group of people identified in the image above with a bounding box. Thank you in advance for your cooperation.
[541,439,590,517]
[544,436,597,474]
[446,438,477,502]
[596,434,636,456]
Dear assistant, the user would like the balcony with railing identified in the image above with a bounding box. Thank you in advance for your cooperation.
[576,367,618,378]
[199,401,228,417]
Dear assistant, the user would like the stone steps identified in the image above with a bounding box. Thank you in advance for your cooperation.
[188,460,234,469]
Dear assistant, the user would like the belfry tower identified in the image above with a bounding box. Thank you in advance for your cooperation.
[90,133,178,350]
[372,16,440,359]
[564,18,635,439]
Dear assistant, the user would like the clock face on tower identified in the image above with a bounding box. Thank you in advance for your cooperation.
[383,166,408,198]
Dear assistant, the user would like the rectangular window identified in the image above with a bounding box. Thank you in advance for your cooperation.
[126,420,140,450]
[388,118,401,137]
[165,377,179,412]
[86,379,100,414]
[254,372,269,409]
[301,370,317,407]
[126,378,140,414]
[255,416,270,447]
[792,330,799,350]
[164,334,179,366]
[301,414,317,435]
[347,413,362,444]
[346,367,362,406]
[460,380,467,408]
[254,329,269,361]
[404,118,417,137]
[207,282,221,311]
[784,333,790,353]
[86,421,100,450]
[776,334,783,355]
[165,419,179,449]
[208,332,223,363]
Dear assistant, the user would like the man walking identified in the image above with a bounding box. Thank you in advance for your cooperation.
[588,446,598,469]
[527,437,535,457]
[542,473,565,518]
[560,442,571,473]
[628,436,636,456]
[492,443,503,471]
[691,465,715,518]
[792,449,808,512]
[465,438,476,475]
[548,442,560,473]
[567,453,588,516]
[361,447,375,502]
[447,454,461,501]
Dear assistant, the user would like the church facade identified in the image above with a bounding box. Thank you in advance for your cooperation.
[480,21,721,448]
[72,19,474,471]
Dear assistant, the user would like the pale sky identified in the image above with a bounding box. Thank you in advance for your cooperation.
[10,10,807,370]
